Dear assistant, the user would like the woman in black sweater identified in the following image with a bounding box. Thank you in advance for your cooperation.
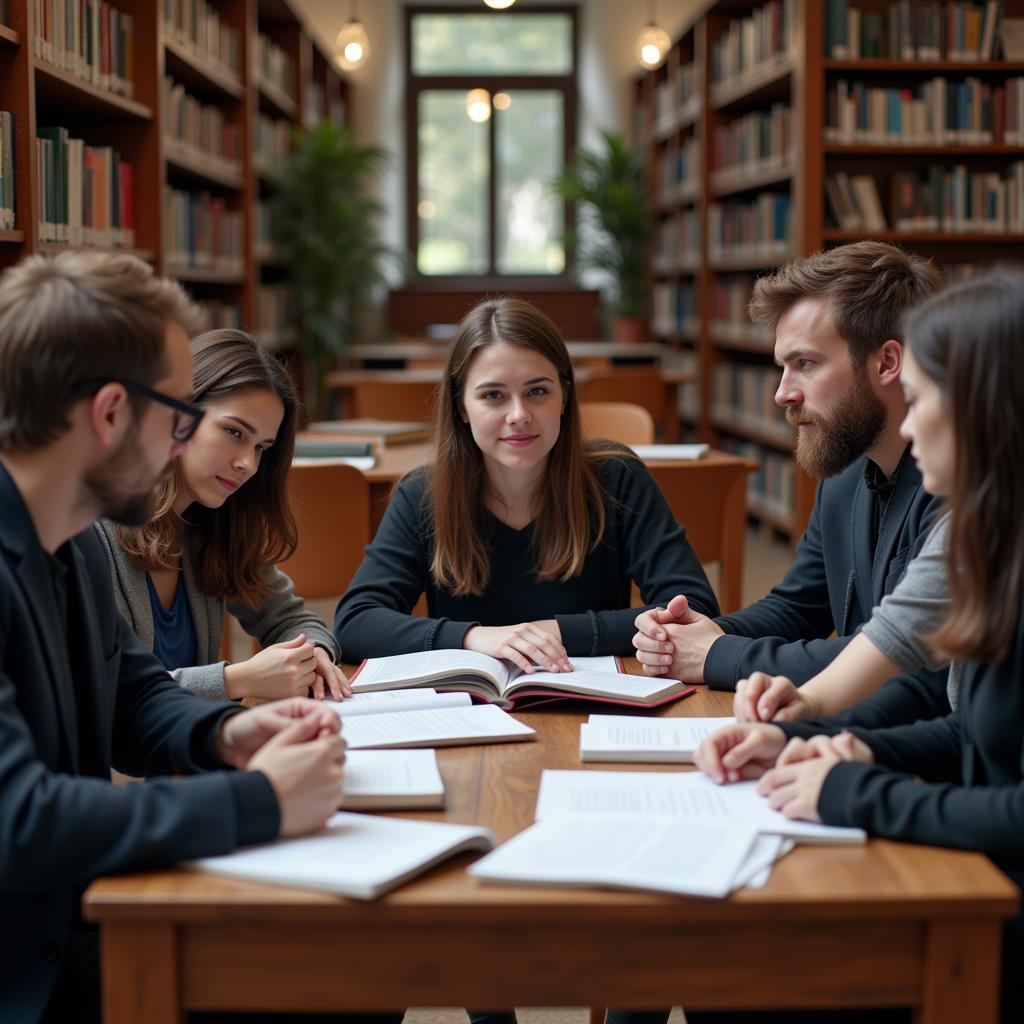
[334,297,718,668]
[696,270,1024,1023]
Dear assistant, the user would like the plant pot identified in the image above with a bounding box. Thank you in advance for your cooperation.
[613,316,649,344]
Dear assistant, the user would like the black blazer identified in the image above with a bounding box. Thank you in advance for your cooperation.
[0,466,279,1023]
[704,446,945,689]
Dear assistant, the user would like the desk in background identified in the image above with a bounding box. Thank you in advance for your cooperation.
[85,668,1018,1024]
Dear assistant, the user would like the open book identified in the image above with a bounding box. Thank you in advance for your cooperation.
[340,749,445,810]
[580,714,735,763]
[191,812,494,900]
[350,651,695,710]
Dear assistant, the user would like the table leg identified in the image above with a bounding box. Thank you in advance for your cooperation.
[101,923,181,1024]
[914,921,1001,1024]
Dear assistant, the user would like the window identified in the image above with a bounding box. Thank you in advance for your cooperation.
[406,6,577,279]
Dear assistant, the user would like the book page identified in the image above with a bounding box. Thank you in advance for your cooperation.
[469,815,758,899]
[504,669,681,701]
[341,703,536,749]
[534,770,865,844]
[191,812,494,900]
[351,649,511,695]
[340,749,444,807]
[328,690,472,718]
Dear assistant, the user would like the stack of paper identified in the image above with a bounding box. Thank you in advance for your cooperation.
[191,813,494,900]
[580,714,735,763]
[340,703,537,750]
[470,769,863,899]
[328,688,472,718]
[340,749,445,810]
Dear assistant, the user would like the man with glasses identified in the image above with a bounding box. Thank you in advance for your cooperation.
[0,251,348,1024]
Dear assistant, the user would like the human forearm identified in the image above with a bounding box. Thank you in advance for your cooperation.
[797,633,903,717]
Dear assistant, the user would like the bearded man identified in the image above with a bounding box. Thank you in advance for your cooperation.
[632,242,947,713]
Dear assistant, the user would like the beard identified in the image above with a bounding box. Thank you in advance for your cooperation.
[787,370,887,479]
[81,431,169,526]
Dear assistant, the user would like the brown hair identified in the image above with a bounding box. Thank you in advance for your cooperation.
[749,241,942,365]
[905,271,1024,664]
[428,297,615,597]
[117,330,300,609]
[0,251,202,453]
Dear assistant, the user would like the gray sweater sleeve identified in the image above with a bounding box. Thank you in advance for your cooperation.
[861,512,950,674]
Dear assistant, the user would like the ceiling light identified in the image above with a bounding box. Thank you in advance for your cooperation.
[336,11,370,71]
[465,88,492,123]
[634,0,671,70]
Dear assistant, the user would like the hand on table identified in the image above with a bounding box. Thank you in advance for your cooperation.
[692,721,788,784]
[734,672,820,723]
[463,621,571,674]
[224,634,318,700]
[633,594,723,683]
[311,645,351,700]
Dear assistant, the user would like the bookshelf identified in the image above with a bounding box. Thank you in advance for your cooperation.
[635,0,1024,543]
[0,0,350,346]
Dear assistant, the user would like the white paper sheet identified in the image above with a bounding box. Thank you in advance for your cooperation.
[328,689,472,717]
[629,444,709,460]
[340,749,445,809]
[341,703,536,749]
[581,715,736,762]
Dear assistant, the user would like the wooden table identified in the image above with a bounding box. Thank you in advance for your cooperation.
[84,675,1018,1023]
[360,444,756,613]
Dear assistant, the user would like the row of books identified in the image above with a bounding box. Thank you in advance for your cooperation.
[825,163,1024,233]
[164,187,243,272]
[196,300,243,332]
[36,128,134,247]
[32,0,134,98]
[826,77,1023,145]
[163,77,243,173]
[712,103,793,176]
[655,138,699,205]
[723,439,796,527]
[256,200,280,251]
[162,0,241,80]
[825,0,1004,61]
[256,32,295,101]
[254,114,292,173]
[257,284,295,350]
[0,112,13,231]
[708,194,792,264]
[652,210,700,274]
[651,282,697,338]
[711,0,794,91]
[711,362,791,447]
[710,277,774,348]
[652,64,699,136]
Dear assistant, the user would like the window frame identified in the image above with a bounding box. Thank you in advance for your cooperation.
[404,3,579,288]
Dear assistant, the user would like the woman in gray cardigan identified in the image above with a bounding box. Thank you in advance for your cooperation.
[99,328,347,702]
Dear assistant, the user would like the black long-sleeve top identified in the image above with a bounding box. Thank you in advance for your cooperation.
[334,454,719,660]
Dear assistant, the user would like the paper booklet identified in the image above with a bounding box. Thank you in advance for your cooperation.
[191,812,494,900]
[349,650,694,711]
[328,688,473,718]
[469,815,761,899]
[629,443,709,461]
[340,703,537,750]
[340,749,445,810]
[534,770,866,845]
[580,714,736,763]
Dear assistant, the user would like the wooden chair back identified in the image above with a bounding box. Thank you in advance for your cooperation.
[279,462,371,599]
[577,367,665,426]
[579,401,655,446]
[353,379,439,422]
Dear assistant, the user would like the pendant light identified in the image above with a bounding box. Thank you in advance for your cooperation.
[634,0,671,70]
[483,0,517,9]
[336,2,370,71]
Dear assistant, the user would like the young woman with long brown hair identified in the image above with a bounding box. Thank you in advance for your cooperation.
[95,328,349,701]
[335,297,718,670]
[692,270,1024,1024]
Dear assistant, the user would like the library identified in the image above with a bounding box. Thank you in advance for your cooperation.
[0,2,1022,1024]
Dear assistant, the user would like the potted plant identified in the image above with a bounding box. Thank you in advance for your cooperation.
[272,121,399,416]
[552,131,651,343]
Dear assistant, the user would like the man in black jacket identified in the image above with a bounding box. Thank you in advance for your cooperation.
[633,242,945,719]
[0,251,346,1024]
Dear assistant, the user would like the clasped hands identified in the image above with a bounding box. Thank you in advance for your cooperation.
[632,594,724,683]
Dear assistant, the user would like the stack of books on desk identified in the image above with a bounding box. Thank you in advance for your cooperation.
[469,769,865,899]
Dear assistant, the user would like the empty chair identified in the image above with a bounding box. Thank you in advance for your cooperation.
[353,377,439,422]
[578,367,665,428]
[579,401,655,446]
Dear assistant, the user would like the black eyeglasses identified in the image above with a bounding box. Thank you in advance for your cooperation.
[71,379,205,443]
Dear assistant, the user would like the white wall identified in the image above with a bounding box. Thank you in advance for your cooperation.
[290,0,700,309]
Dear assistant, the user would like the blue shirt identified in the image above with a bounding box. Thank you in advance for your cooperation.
[146,572,198,672]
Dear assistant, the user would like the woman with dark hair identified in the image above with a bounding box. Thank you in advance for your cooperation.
[694,270,1024,1023]
[96,328,348,701]
[335,296,718,669]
